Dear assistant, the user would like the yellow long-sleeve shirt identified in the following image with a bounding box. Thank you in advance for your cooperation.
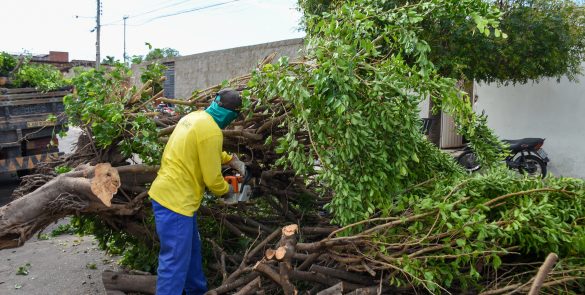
[149,111,232,216]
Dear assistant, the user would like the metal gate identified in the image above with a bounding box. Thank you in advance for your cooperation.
[163,62,175,99]
[439,81,474,149]
[440,113,462,148]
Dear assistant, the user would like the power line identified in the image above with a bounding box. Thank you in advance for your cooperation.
[100,0,241,27]
[97,0,246,31]
[100,0,195,25]
[131,0,243,26]
[130,0,196,19]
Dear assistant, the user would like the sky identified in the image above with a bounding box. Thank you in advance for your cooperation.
[0,0,305,61]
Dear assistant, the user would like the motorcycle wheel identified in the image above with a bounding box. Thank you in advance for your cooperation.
[516,154,547,179]
[456,150,481,172]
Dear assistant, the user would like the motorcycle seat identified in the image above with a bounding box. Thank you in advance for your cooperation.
[503,138,544,152]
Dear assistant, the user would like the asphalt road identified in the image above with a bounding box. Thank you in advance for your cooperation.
[0,220,118,295]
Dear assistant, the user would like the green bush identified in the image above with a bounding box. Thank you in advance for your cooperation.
[12,63,68,91]
[0,52,17,77]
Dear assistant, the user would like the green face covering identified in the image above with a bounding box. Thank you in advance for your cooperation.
[205,97,239,129]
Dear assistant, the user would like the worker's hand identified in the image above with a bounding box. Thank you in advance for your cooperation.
[219,185,238,205]
[228,154,246,176]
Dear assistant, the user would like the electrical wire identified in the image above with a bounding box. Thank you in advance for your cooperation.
[99,0,244,28]
[130,0,243,26]
[128,0,196,19]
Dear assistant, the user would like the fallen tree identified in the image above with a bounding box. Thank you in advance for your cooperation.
[1,0,585,294]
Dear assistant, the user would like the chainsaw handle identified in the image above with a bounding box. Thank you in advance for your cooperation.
[224,176,240,193]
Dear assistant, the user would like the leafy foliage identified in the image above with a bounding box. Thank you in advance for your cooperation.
[248,0,504,225]
[368,167,585,292]
[50,1,585,291]
[0,52,17,77]
[12,63,69,91]
[131,43,180,65]
[50,223,76,236]
[71,215,159,272]
[16,263,31,276]
[300,0,585,85]
[427,0,585,84]
[54,166,72,174]
[60,61,168,271]
[140,62,167,95]
[101,56,119,66]
[63,64,163,165]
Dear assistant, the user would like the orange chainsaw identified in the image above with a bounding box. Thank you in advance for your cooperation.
[223,167,252,203]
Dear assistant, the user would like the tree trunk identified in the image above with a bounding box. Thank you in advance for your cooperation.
[0,163,157,250]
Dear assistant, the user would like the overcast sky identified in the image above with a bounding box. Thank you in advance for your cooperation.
[1,0,304,61]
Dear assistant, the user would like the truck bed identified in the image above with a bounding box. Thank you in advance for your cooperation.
[0,87,69,175]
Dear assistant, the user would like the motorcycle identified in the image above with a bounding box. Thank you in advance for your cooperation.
[456,138,550,178]
[156,103,176,117]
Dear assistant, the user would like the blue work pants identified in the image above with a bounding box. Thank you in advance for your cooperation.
[152,199,207,295]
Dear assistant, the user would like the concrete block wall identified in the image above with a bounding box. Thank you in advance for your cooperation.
[133,38,304,99]
[176,38,304,98]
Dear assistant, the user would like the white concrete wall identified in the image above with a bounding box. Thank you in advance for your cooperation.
[474,68,585,179]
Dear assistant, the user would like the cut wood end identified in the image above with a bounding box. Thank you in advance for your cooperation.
[265,248,276,260]
[90,163,121,207]
[282,224,298,236]
[275,246,286,261]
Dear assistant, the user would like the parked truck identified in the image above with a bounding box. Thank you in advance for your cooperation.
[0,87,69,179]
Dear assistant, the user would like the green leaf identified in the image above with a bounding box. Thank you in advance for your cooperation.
[456,239,466,247]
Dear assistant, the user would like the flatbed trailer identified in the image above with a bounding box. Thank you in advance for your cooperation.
[0,87,69,178]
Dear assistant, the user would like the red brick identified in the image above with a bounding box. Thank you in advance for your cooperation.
[49,51,69,63]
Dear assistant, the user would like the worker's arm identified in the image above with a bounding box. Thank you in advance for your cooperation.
[198,135,230,197]
[221,151,233,165]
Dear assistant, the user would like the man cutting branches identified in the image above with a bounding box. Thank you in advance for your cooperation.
[148,89,246,295]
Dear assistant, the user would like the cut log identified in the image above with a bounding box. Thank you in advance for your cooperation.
[266,248,276,260]
[102,270,156,295]
[275,246,287,260]
[90,163,121,207]
[282,224,299,237]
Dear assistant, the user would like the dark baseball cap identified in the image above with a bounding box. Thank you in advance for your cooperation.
[216,89,242,112]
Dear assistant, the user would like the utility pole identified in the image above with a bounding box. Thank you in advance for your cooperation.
[95,0,101,69]
[123,15,128,64]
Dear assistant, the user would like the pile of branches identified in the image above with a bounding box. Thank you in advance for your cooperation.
[1,54,583,294]
[3,0,585,293]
